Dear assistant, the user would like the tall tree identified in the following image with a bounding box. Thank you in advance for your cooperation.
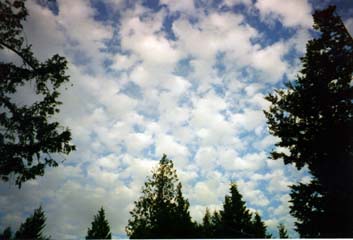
[15,206,50,240]
[126,154,195,238]
[277,223,289,238]
[86,207,112,239]
[218,183,254,238]
[264,5,353,237]
[0,0,75,187]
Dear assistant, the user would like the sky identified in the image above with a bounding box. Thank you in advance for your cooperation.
[1,0,353,238]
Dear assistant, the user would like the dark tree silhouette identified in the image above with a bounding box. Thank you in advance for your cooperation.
[0,227,12,240]
[15,206,50,240]
[278,223,289,238]
[219,183,253,238]
[126,154,195,238]
[251,212,267,238]
[0,0,75,187]
[86,207,112,239]
[264,5,353,237]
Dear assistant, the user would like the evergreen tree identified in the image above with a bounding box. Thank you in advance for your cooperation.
[264,5,353,237]
[201,208,214,238]
[86,207,112,239]
[218,183,254,238]
[0,227,12,240]
[251,212,267,238]
[0,0,75,187]
[277,223,289,238]
[15,206,49,240]
[126,154,194,238]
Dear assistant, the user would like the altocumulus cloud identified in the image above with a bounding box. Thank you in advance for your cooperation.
[1,0,352,238]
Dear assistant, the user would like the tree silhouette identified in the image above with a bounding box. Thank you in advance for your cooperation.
[0,227,12,240]
[126,154,195,238]
[277,223,289,238]
[251,212,267,238]
[86,207,112,239]
[0,0,75,187]
[264,5,353,237]
[15,206,50,240]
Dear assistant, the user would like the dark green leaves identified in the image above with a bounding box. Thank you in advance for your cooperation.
[0,0,75,187]
[86,207,112,239]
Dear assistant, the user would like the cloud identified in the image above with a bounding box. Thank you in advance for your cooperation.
[255,0,313,28]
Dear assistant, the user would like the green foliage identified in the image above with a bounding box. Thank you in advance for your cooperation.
[0,0,75,187]
[251,212,267,238]
[15,206,50,240]
[86,207,112,239]
[278,223,289,238]
[264,5,353,237]
[126,154,195,238]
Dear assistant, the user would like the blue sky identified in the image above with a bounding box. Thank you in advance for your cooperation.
[1,0,353,238]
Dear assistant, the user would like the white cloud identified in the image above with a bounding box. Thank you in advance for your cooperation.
[255,0,313,28]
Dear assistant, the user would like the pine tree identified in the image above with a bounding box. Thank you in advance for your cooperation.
[218,183,254,238]
[278,223,289,238]
[251,212,267,238]
[86,207,112,239]
[201,208,214,238]
[264,5,353,238]
[126,154,194,238]
[15,206,50,240]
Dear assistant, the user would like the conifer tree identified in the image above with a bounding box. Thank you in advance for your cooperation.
[264,5,353,237]
[15,206,50,240]
[251,212,267,238]
[126,154,194,238]
[218,183,254,238]
[278,223,289,238]
[86,207,112,239]
[0,227,12,240]
[201,208,214,238]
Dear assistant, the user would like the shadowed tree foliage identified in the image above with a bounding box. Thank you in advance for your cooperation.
[86,207,112,239]
[0,0,75,187]
[251,212,267,238]
[15,206,50,240]
[199,183,268,238]
[0,227,12,240]
[126,154,195,238]
[264,5,353,237]
[278,223,289,238]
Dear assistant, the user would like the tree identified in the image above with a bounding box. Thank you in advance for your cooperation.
[0,227,12,240]
[251,212,267,238]
[277,223,289,238]
[218,183,255,238]
[15,206,50,240]
[201,208,214,238]
[126,154,195,238]
[264,5,353,237]
[0,0,75,187]
[86,207,112,239]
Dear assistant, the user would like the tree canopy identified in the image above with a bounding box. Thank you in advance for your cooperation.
[0,0,75,187]
[264,5,353,237]
[86,207,112,239]
[126,154,195,238]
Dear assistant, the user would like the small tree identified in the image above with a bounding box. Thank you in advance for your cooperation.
[126,154,194,238]
[278,223,289,238]
[264,5,353,237]
[15,206,49,240]
[0,227,12,240]
[86,207,112,239]
[0,0,75,187]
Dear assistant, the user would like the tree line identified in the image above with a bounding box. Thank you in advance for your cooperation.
[0,154,289,239]
[1,0,352,238]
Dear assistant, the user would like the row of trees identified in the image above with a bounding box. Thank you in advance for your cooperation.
[0,155,290,239]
